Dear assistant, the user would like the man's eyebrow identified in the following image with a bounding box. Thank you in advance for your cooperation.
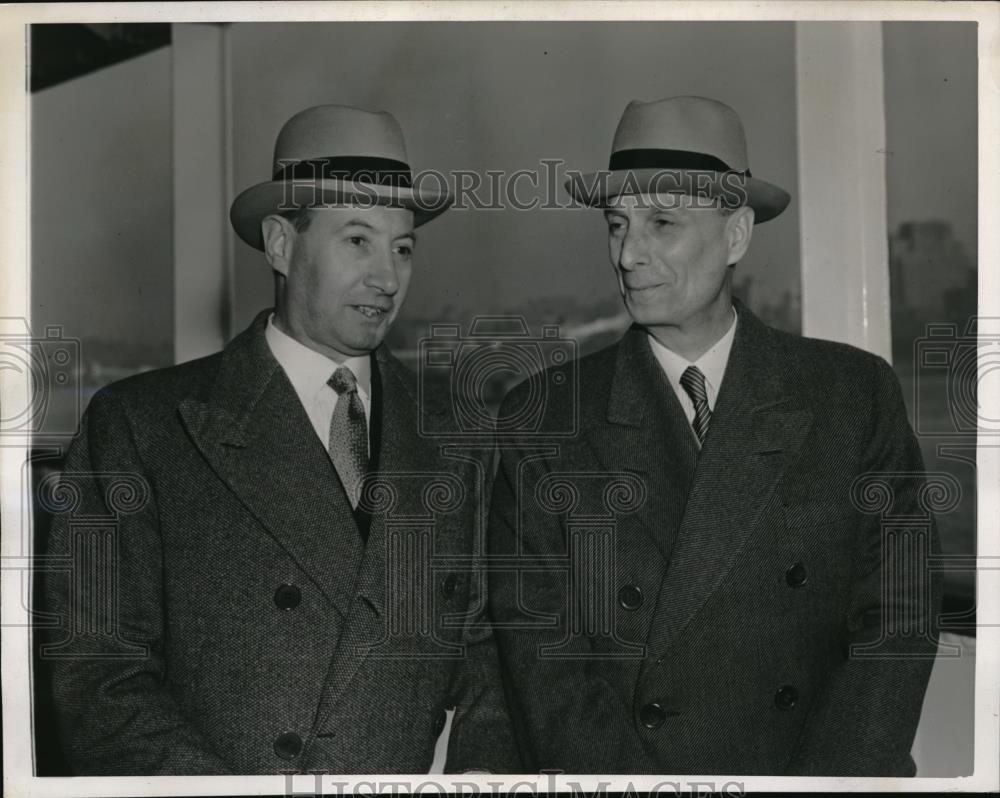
[340,218,416,242]
[340,218,377,231]
[603,209,627,218]
[650,203,683,214]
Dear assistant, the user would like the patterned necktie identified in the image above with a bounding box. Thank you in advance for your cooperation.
[327,366,368,509]
[679,365,712,446]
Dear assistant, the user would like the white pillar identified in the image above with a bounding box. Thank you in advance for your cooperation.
[172,23,232,363]
[795,22,892,362]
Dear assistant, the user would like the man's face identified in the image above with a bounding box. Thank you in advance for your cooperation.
[274,205,415,360]
[604,193,750,330]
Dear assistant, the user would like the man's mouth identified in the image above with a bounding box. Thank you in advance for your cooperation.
[352,304,390,319]
[625,283,662,292]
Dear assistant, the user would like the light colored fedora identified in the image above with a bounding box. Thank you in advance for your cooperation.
[230,104,453,250]
[565,96,790,223]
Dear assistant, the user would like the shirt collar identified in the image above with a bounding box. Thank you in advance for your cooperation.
[647,306,738,399]
[265,313,371,402]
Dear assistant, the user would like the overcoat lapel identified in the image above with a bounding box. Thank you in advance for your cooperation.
[178,311,364,618]
[309,346,452,731]
[639,306,813,675]
[584,325,698,563]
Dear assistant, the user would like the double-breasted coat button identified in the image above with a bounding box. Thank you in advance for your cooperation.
[639,702,667,729]
[433,710,447,736]
[618,584,643,610]
[274,584,301,610]
[274,731,303,759]
[775,685,799,710]
[785,562,807,588]
[441,574,459,599]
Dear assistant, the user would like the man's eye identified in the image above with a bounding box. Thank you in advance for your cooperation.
[608,222,626,235]
[653,217,675,228]
[347,236,367,247]
[395,245,413,258]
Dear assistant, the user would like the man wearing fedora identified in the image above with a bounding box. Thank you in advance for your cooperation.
[489,96,940,775]
[44,105,516,775]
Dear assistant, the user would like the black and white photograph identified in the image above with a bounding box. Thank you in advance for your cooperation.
[0,2,997,796]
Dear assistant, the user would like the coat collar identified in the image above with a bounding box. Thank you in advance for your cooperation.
[176,310,441,618]
[191,309,427,442]
[587,323,699,562]
[193,309,284,446]
[605,322,678,429]
[604,299,803,450]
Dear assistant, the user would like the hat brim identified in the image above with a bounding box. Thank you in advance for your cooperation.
[564,168,790,223]
[230,179,454,250]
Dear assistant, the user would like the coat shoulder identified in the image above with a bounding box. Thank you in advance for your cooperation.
[767,325,894,391]
[87,352,224,417]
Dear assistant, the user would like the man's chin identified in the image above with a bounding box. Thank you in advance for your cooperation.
[342,327,389,355]
[624,299,673,328]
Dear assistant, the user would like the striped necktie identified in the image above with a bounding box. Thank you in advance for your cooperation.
[679,365,711,446]
[327,366,368,509]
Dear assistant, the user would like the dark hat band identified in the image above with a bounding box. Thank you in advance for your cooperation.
[272,156,413,188]
[609,148,751,178]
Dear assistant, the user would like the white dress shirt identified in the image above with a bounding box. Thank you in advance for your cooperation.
[647,307,738,433]
[265,314,372,452]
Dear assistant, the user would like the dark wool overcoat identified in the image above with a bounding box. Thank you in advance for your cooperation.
[489,301,941,776]
[44,310,517,775]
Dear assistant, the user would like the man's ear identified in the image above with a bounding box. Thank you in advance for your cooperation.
[725,205,755,266]
[261,215,296,276]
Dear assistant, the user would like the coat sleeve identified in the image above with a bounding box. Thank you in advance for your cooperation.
[785,356,943,776]
[42,388,231,775]
[444,451,521,774]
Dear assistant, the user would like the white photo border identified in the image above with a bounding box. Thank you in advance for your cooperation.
[1,2,997,796]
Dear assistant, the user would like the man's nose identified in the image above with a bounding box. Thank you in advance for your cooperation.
[617,227,648,271]
[364,247,399,294]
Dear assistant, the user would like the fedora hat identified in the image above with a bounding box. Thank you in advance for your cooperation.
[230,104,453,250]
[565,96,790,223]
